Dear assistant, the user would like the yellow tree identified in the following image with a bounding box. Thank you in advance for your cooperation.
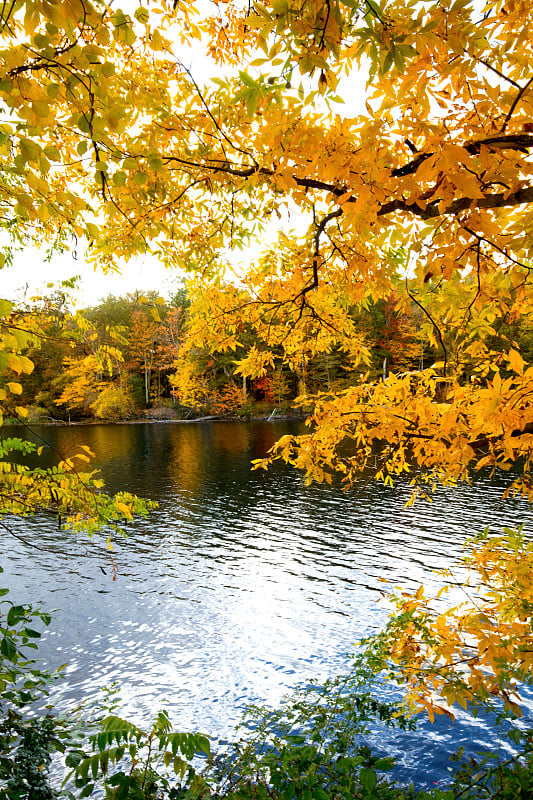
[54,354,103,417]
[1,0,533,714]
[0,300,152,535]
[1,0,531,495]
[126,309,160,405]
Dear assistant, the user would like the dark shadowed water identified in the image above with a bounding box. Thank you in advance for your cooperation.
[1,420,532,788]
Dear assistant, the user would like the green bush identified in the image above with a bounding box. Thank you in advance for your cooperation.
[0,569,74,800]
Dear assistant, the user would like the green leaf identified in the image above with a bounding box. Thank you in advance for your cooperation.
[134,6,149,23]
[148,156,163,171]
[113,171,127,186]
[133,171,148,186]
[65,750,85,768]
[100,750,109,775]
[0,298,13,316]
[21,628,41,638]
[359,767,377,791]
[7,605,25,626]
[77,757,91,782]
[44,144,61,161]
[0,635,17,660]
[245,89,259,118]
[77,115,91,134]
[195,734,211,755]
[110,11,128,26]
[91,753,100,779]
[33,33,48,48]
[239,71,258,88]
[381,50,394,75]
[101,61,116,78]
[374,757,394,771]
[19,137,41,163]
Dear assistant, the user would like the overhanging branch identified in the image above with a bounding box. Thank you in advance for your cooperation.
[161,133,533,221]
[378,185,533,220]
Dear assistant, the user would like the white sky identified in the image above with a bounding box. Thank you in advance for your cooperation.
[1,248,183,308]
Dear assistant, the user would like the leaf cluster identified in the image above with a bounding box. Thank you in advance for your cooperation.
[67,710,210,800]
[0,572,75,800]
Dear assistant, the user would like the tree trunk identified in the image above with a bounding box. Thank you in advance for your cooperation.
[144,351,150,405]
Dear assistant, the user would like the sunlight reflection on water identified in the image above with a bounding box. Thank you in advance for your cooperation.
[1,420,532,787]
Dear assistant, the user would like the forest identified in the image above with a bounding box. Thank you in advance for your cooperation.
[1,0,533,797]
[6,282,485,423]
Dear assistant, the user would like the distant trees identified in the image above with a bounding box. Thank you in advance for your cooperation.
[8,286,432,421]
[13,291,187,421]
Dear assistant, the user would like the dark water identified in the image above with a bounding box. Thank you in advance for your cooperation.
[1,421,532,788]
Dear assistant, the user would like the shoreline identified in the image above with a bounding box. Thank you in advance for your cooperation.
[5,413,307,427]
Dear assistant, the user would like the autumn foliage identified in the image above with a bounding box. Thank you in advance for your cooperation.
[0,0,532,728]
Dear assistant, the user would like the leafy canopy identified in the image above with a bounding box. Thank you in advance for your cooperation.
[0,0,532,498]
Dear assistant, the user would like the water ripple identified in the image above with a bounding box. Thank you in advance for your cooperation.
[1,421,531,787]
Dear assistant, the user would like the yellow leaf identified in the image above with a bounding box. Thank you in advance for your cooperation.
[7,354,22,374]
[508,349,524,376]
[116,501,133,520]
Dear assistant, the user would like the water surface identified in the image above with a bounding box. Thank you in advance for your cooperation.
[1,421,531,787]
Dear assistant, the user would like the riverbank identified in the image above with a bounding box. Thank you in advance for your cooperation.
[9,405,308,426]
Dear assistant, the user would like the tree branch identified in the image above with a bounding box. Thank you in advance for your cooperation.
[378,185,533,220]
[161,133,533,222]
[500,77,533,134]
[391,134,533,178]
[468,421,533,451]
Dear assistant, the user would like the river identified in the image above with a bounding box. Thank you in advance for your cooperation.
[0,420,532,788]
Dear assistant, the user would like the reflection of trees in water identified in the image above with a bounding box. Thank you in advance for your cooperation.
[250,423,291,459]
[166,421,300,501]
[213,423,250,456]
[168,425,207,495]
[167,423,257,496]
[70,424,137,462]
[26,423,138,468]
[6,420,303,504]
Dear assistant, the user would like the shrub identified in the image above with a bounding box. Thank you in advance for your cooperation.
[91,384,137,420]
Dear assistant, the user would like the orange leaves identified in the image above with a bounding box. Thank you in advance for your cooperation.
[255,357,533,500]
[360,526,533,722]
[508,348,525,376]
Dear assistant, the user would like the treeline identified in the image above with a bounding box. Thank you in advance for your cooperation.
[13,286,188,422]
[9,284,533,423]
